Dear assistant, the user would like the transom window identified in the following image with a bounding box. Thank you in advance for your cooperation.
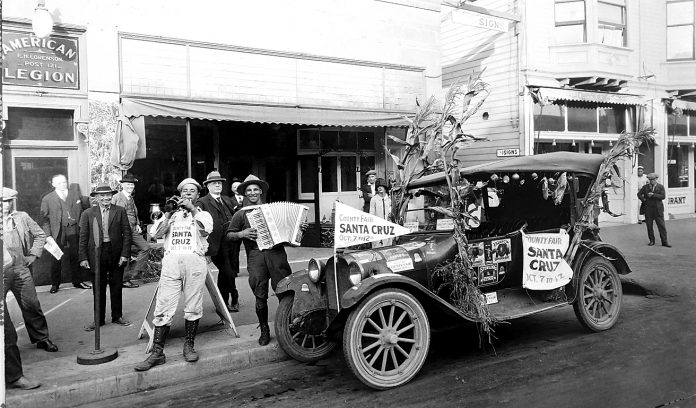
[668,110,696,136]
[667,0,695,60]
[534,102,635,134]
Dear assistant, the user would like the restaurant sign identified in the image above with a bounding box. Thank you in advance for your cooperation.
[2,31,79,89]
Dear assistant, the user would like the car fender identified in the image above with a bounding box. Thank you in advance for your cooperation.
[568,240,631,303]
[275,270,330,320]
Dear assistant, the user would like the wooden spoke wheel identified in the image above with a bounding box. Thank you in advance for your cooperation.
[573,256,623,332]
[275,295,336,362]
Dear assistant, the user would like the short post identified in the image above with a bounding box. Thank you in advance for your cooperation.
[77,221,118,365]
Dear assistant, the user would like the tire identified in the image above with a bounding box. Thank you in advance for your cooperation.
[274,295,336,363]
[573,256,623,332]
[343,288,430,390]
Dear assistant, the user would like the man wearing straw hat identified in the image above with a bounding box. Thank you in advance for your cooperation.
[2,187,59,354]
[198,170,240,312]
[79,183,133,330]
[112,172,147,288]
[135,177,213,371]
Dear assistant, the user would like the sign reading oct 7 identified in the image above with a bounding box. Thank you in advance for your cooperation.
[333,202,410,249]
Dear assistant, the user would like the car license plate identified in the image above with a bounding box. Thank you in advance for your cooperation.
[484,292,498,305]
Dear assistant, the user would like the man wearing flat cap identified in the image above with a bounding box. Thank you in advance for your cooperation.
[79,183,133,331]
[637,173,670,247]
[136,177,213,371]
[636,166,649,224]
[197,170,240,312]
[360,170,378,213]
[112,173,147,288]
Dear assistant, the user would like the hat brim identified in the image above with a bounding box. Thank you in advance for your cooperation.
[237,179,269,195]
[90,189,118,197]
[203,177,227,185]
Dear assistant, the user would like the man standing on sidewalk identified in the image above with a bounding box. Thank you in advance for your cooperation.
[637,173,670,247]
[135,178,213,371]
[40,174,92,293]
[2,187,59,353]
[197,171,239,312]
[112,173,146,288]
[78,183,133,330]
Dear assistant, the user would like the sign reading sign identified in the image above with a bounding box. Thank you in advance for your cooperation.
[497,148,520,157]
[452,10,509,33]
[334,202,410,248]
[2,31,79,89]
[522,230,573,290]
[668,196,687,206]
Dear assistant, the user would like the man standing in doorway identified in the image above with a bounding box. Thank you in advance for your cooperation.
[40,174,92,293]
[198,171,239,312]
[636,166,649,224]
[112,173,147,288]
[360,170,377,213]
[637,173,670,247]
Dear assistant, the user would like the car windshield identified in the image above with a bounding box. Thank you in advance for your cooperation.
[402,184,457,232]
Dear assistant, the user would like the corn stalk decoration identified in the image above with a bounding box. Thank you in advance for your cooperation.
[385,73,498,343]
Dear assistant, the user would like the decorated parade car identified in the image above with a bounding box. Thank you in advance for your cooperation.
[274,151,631,390]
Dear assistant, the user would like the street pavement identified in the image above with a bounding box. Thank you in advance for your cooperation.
[5,217,695,407]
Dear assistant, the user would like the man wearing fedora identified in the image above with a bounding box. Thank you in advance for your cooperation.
[637,173,670,247]
[78,183,133,330]
[3,187,59,354]
[226,175,306,346]
[360,170,378,213]
[112,173,147,288]
[198,170,240,312]
[135,178,213,371]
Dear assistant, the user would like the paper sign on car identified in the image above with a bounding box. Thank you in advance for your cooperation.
[521,230,573,290]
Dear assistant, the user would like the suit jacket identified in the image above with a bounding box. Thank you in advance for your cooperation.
[40,185,89,239]
[360,183,376,212]
[78,205,132,268]
[197,194,237,256]
[7,211,46,258]
[111,191,139,228]
[637,182,666,217]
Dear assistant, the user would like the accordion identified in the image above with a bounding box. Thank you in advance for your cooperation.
[246,202,309,250]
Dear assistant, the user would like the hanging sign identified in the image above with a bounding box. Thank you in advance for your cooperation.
[334,202,410,248]
[2,31,79,89]
[522,230,573,290]
[452,10,509,33]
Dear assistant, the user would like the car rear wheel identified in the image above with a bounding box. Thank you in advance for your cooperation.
[573,256,623,332]
[343,288,430,390]
[275,295,336,363]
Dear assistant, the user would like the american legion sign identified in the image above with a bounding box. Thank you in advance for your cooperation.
[2,31,79,89]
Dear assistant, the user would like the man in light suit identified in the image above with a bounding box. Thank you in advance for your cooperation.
[197,171,239,312]
[78,183,133,330]
[112,173,147,288]
[40,174,91,293]
[637,173,670,247]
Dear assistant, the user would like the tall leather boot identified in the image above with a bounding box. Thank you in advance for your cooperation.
[134,325,170,371]
[183,319,200,362]
[256,299,270,346]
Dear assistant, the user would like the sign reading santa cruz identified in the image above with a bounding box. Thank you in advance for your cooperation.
[2,31,79,89]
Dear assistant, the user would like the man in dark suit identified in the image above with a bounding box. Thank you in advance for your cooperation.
[197,171,239,312]
[40,174,92,293]
[637,173,670,247]
[112,173,147,288]
[360,170,377,213]
[78,183,133,330]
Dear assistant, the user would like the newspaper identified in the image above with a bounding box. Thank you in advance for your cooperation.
[44,237,64,260]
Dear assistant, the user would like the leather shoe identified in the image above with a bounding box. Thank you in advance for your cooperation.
[81,281,92,289]
[73,283,90,289]
[8,376,41,390]
[122,280,139,288]
[663,243,672,248]
[112,317,132,327]
[648,242,655,246]
[49,285,59,294]
[84,321,105,331]
[36,339,58,352]
[227,301,239,313]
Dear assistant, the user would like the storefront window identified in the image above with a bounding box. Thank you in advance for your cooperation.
[321,156,338,192]
[668,114,688,136]
[537,142,579,154]
[299,155,318,194]
[567,105,597,132]
[358,132,376,150]
[667,145,689,188]
[534,103,565,131]
[299,129,320,150]
[340,156,358,192]
[598,106,627,133]
[690,112,696,136]
[13,157,68,220]
[7,107,74,141]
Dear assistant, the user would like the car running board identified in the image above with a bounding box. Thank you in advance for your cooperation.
[485,287,569,320]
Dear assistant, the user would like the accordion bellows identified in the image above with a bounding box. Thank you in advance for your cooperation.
[246,202,309,250]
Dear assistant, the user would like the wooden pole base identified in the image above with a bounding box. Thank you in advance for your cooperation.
[76,348,119,365]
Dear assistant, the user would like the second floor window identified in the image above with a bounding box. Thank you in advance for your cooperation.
[555,0,586,44]
[667,0,695,60]
[598,0,627,47]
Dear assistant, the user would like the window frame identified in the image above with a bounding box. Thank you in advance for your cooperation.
[554,0,588,44]
[597,0,627,47]
[667,0,696,61]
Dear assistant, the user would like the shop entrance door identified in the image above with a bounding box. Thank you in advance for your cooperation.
[319,154,361,221]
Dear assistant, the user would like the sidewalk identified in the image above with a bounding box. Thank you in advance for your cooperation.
[6,219,695,407]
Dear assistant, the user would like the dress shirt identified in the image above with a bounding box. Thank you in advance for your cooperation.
[101,205,111,242]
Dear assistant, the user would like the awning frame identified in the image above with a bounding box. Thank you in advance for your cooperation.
[530,87,645,106]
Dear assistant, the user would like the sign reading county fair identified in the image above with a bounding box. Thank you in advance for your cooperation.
[166,222,196,254]
[522,230,573,290]
[2,31,79,89]
[334,202,410,248]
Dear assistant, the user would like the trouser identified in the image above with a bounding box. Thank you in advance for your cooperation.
[123,229,151,281]
[90,243,124,324]
[247,247,292,324]
[644,210,668,244]
[4,304,23,383]
[152,253,207,326]
[4,263,50,343]
[52,225,83,286]
[214,240,239,305]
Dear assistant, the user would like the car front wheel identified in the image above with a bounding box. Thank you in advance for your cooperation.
[573,256,623,331]
[343,288,430,390]
[275,295,336,363]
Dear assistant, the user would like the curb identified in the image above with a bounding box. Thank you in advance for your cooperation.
[7,324,289,408]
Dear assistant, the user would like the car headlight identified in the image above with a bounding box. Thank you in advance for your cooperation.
[348,261,365,286]
[307,258,326,283]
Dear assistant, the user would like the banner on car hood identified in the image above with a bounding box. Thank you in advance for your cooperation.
[522,230,573,290]
[334,202,410,249]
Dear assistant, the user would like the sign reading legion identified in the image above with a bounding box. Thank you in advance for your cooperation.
[2,31,79,89]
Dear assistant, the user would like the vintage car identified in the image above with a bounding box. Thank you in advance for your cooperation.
[274,152,630,390]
